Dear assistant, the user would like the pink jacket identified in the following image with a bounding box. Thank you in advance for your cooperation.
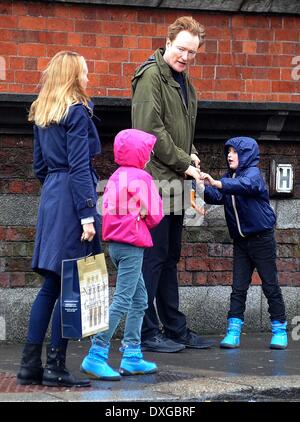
[102,129,164,247]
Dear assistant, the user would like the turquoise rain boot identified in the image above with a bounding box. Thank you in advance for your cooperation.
[119,345,157,376]
[220,318,244,349]
[270,321,288,349]
[81,343,121,380]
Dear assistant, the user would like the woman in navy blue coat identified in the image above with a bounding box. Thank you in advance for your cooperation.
[17,51,101,387]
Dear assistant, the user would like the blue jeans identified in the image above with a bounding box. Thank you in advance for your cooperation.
[228,229,286,322]
[27,273,68,351]
[94,242,148,347]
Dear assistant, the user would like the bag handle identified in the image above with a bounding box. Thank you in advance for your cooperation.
[81,240,94,262]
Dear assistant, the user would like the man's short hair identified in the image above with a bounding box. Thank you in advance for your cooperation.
[167,16,206,46]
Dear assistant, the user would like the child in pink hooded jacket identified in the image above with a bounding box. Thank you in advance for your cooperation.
[81,129,164,380]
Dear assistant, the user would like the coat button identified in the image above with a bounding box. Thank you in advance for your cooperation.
[86,198,94,208]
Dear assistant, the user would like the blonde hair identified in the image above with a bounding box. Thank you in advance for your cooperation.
[168,16,206,46]
[29,51,90,127]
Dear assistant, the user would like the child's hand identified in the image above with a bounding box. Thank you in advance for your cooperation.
[200,172,222,189]
[140,208,147,219]
[200,172,215,186]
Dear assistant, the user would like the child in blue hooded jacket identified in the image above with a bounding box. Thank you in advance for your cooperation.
[201,136,287,350]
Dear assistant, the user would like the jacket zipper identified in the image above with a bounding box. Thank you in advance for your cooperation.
[178,88,188,114]
[231,173,245,238]
[176,87,193,153]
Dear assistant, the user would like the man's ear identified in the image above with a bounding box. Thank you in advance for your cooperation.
[165,38,171,49]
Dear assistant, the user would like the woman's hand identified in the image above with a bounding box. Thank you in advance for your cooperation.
[81,223,96,242]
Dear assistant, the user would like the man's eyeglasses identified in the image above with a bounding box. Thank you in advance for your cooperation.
[173,45,197,57]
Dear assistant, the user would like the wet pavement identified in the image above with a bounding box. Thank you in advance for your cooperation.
[0,332,299,403]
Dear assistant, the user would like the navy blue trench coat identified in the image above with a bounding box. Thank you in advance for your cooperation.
[32,103,102,276]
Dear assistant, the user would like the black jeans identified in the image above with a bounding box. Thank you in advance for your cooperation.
[228,229,286,323]
[141,214,187,340]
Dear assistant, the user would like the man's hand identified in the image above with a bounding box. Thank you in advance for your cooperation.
[190,153,200,169]
[81,223,96,242]
[185,165,201,181]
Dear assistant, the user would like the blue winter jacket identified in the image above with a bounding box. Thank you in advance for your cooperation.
[204,137,276,240]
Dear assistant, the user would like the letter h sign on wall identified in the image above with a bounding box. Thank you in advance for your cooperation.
[270,160,294,197]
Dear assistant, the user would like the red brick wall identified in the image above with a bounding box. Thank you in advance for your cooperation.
[178,235,300,287]
[1,1,300,102]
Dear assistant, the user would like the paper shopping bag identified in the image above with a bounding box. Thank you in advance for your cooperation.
[61,253,109,339]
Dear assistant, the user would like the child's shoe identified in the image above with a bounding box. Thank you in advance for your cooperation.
[220,317,244,348]
[81,343,121,380]
[270,321,288,349]
[119,345,157,376]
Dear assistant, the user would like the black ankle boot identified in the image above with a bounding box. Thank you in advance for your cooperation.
[42,345,90,387]
[17,343,44,385]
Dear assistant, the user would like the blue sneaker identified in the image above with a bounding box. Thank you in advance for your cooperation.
[81,344,121,381]
[270,321,288,349]
[119,345,157,376]
[220,318,244,349]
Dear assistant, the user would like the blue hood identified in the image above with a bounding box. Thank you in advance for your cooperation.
[225,137,259,173]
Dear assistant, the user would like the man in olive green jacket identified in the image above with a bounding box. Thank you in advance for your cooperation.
[132,16,214,352]
[132,46,199,215]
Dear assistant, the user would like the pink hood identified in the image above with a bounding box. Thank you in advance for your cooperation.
[114,129,156,169]
[102,129,164,248]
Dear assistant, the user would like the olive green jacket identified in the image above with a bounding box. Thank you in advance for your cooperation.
[131,48,198,212]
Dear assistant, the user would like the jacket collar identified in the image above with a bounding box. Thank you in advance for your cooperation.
[132,47,189,89]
